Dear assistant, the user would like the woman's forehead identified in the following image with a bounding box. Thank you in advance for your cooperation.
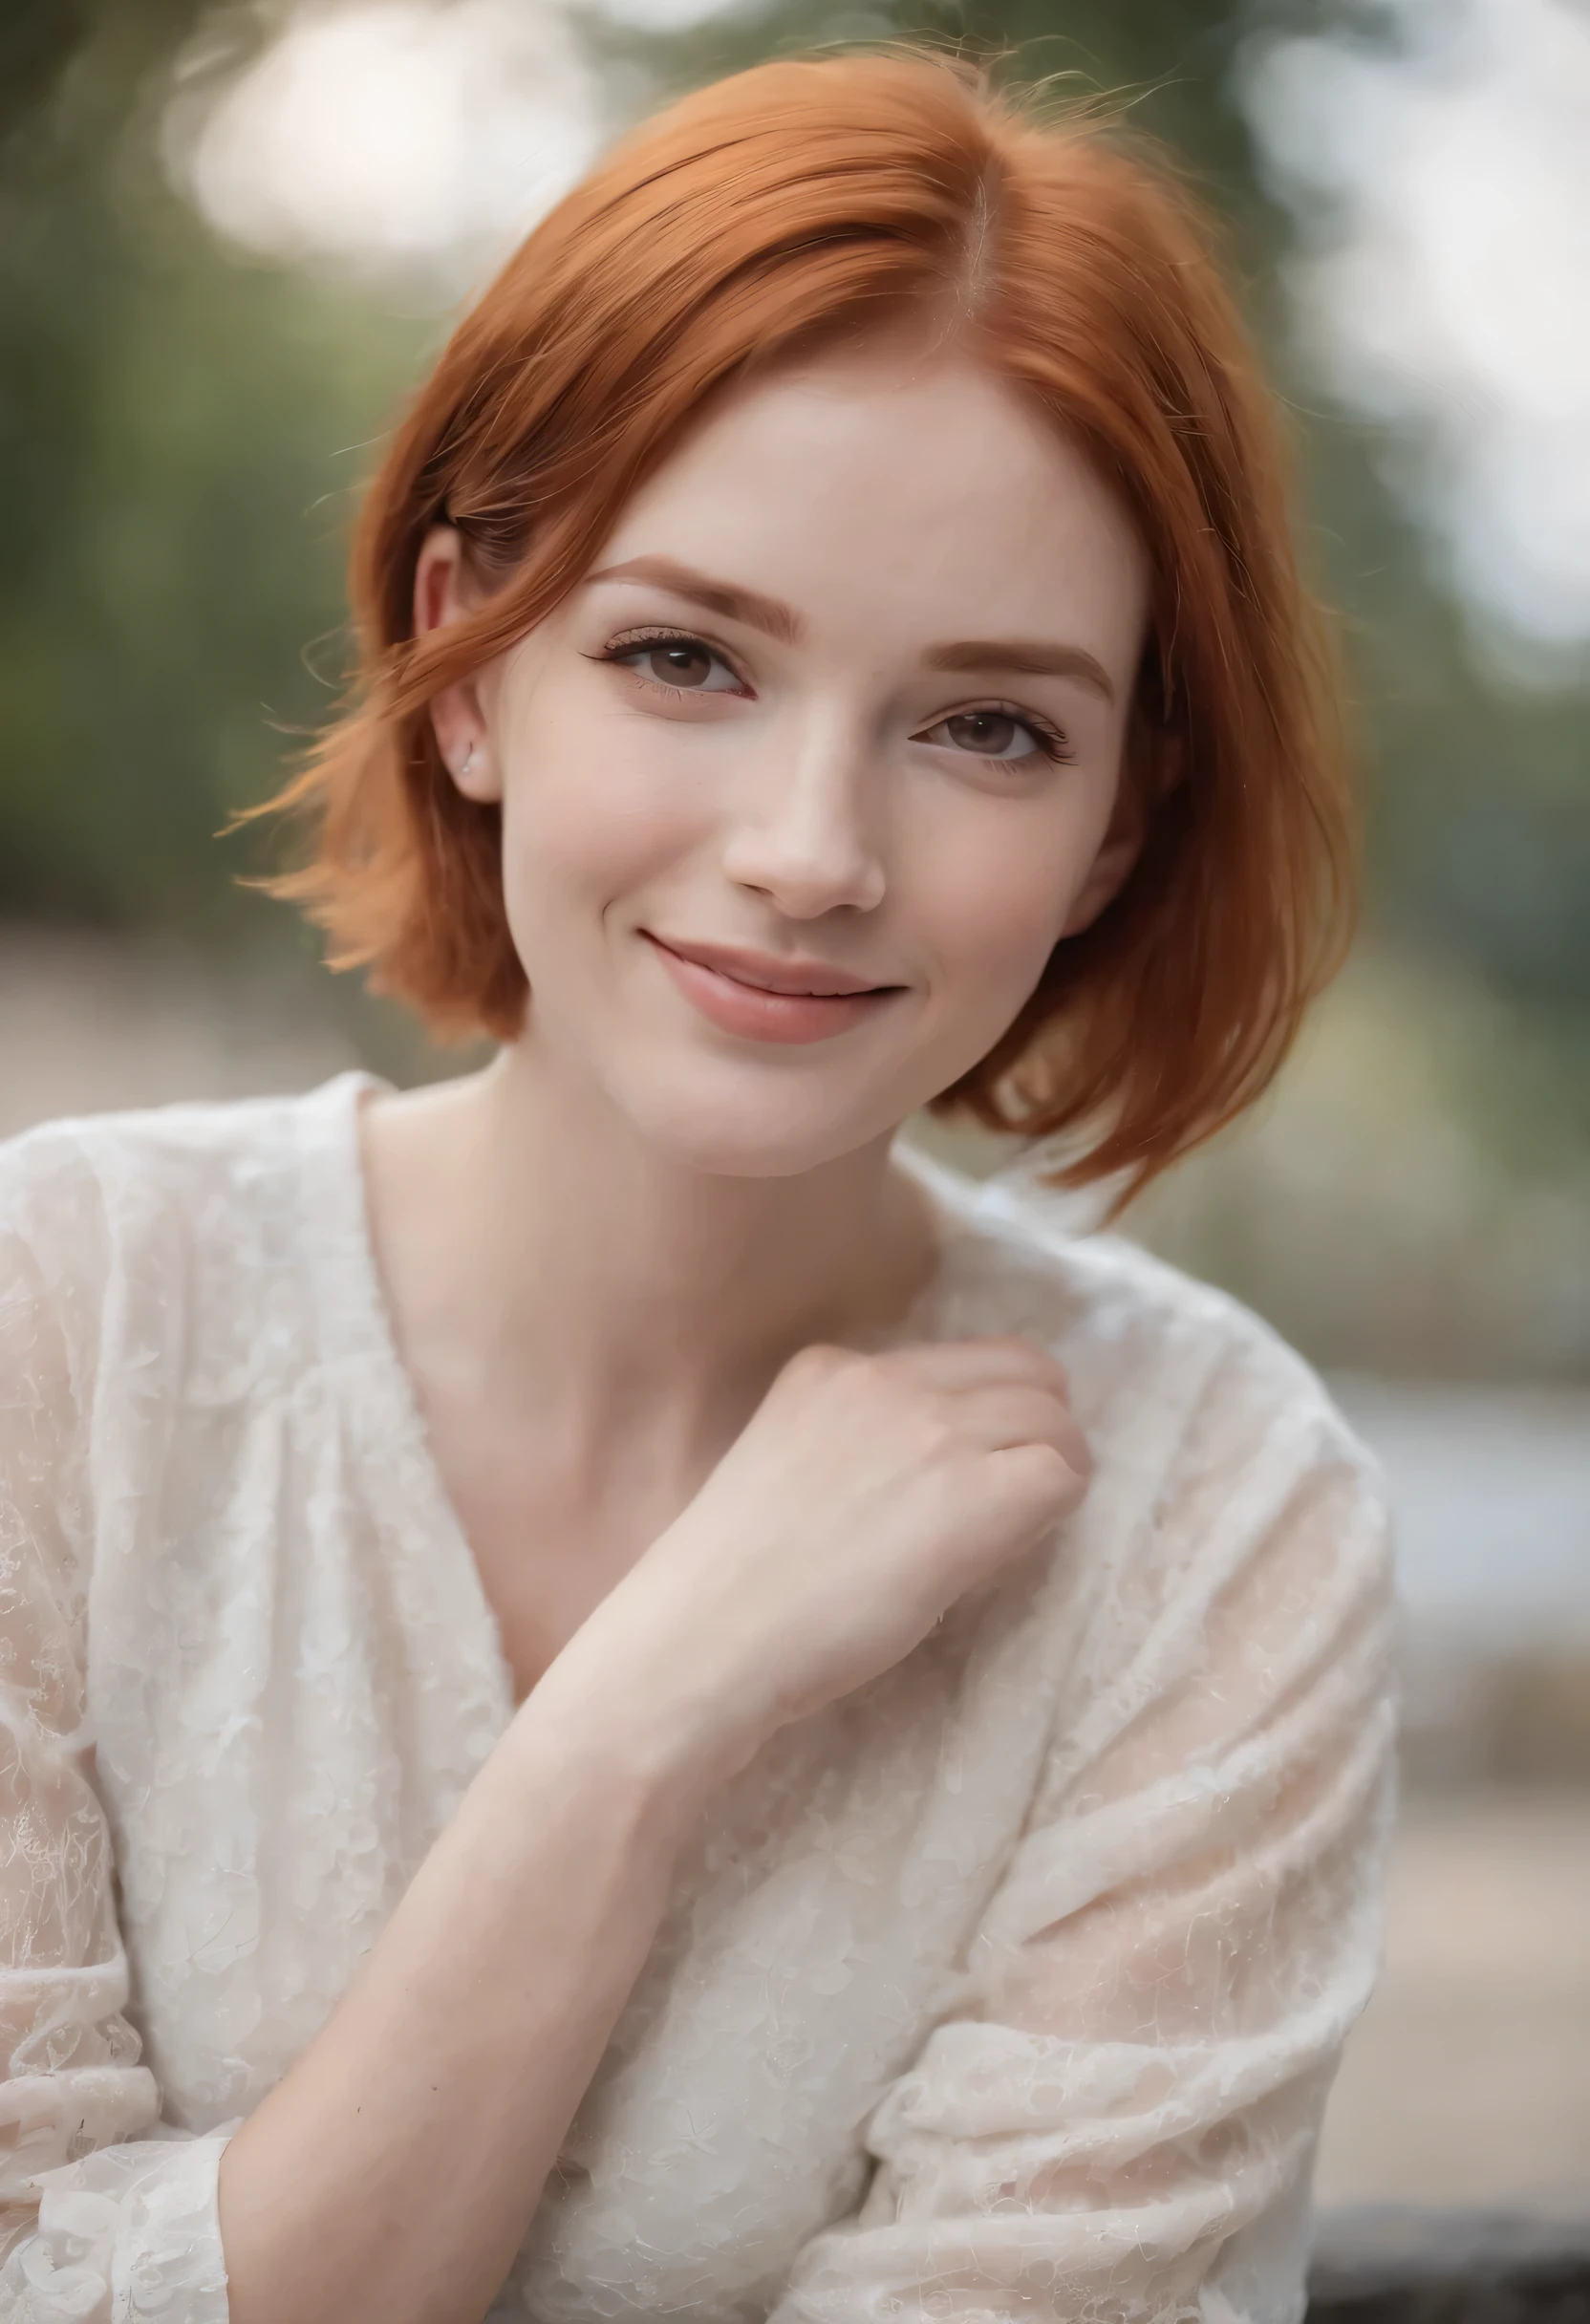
[589,350,1151,674]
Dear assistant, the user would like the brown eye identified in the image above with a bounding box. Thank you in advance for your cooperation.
[604,632,744,694]
[919,706,1060,763]
[641,642,716,688]
[947,711,1021,755]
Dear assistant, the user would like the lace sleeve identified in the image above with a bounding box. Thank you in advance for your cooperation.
[771,1370,1398,2324]
[0,1135,231,2324]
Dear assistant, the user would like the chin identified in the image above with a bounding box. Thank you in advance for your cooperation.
[612,1056,903,1180]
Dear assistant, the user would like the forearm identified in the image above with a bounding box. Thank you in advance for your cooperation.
[218,1651,720,2324]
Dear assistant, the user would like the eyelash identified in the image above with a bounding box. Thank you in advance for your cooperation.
[589,627,750,698]
[589,627,1074,764]
[943,705,1074,766]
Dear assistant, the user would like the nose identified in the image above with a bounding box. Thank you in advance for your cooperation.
[720,711,887,919]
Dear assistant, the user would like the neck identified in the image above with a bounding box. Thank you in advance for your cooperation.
[361,1036,940,1454]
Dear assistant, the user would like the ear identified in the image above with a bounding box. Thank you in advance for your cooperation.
[414,525,501,804]
[1057,727,1183,940]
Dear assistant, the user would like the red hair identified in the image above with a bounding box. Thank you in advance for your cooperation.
[259,50,1353,1199]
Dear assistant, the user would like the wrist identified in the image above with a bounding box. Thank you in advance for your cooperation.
[505,1620,754,1846]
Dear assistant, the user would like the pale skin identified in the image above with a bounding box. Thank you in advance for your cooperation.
[216,341,1155,2324]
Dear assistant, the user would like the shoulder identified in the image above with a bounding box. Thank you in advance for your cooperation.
[913,1154,1397,1809]
[911,1145,1390,1552]
[0,1076,382,1416]
[0,1074,376,1281]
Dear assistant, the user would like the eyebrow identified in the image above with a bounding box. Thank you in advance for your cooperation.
[584,554,1117,703]
[584,556,804,647]
[925,639,1117,704]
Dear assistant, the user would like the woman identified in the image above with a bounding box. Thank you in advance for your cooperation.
[0,51,1395,2324]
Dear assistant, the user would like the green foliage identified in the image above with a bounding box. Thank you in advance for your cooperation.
[0,1,90,136]
[0,0,430,942]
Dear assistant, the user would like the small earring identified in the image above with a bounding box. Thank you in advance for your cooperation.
[459,743,478,781]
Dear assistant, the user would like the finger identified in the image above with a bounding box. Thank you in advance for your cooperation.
[956,1384,1091,1469]
[887,1336,1072,1399]
[987,1439,1092,1527]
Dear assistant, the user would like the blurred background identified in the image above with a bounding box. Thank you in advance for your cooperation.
[3,0,1587,2222]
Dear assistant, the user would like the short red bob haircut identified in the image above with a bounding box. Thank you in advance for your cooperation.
[262,49,1354,1201]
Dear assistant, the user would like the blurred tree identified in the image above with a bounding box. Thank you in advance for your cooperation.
[0,0,428,942]
[0,1,90,136]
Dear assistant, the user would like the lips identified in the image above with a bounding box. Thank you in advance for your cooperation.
[641,931,905,1046]
[647,934,894,998]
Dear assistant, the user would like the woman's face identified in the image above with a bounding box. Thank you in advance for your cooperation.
[429,344,1152,1177]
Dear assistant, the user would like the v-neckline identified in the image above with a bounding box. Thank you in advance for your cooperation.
[292,1069,998,1722]
[294,1069,519,1726]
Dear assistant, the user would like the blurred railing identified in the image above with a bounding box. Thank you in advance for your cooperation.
[1310,2208,1590,2323]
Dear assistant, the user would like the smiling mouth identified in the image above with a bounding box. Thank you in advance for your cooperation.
[640,931,907,1046]
[643,932,902,999]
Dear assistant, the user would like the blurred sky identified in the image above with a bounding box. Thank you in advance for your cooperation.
[1243,0,1590,665]
[164,0,1590,664]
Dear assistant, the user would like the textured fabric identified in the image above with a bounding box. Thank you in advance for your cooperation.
[0,1073,1396,2324]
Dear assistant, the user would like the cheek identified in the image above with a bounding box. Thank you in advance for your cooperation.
[497,698,714,921]
[914,805,1104,1007]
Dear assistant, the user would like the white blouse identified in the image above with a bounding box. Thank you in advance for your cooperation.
[0,1073,1395,2324]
